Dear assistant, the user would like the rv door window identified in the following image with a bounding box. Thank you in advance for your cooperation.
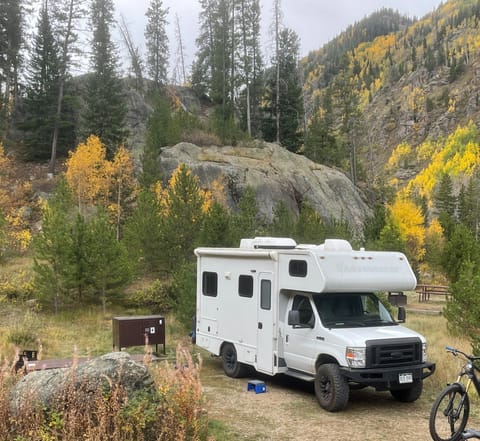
[289,260,308,277]
[202,272,218,297]
[238,275,254,297]
[260,280,271,310]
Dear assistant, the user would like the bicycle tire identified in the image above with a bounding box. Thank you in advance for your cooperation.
[429,383,470,441]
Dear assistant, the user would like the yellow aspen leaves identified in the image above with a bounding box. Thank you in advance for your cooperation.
[65,135,112,213]
[389,197,426,262]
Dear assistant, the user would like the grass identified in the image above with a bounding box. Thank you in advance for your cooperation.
[0,306,207,441]
[0,280,478,439]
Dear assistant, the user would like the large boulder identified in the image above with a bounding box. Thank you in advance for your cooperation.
[159,142,372,235]
[10,352,155,414]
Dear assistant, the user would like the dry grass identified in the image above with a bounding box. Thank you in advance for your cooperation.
[0,344,208,441]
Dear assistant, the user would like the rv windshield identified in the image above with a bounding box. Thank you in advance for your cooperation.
[313,293,397,328]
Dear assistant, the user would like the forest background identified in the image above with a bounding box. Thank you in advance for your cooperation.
[2,0,480,352]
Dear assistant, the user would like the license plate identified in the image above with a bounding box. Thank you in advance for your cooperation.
[399,373,413,384]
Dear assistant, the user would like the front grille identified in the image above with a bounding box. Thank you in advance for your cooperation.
[366,338,422,368]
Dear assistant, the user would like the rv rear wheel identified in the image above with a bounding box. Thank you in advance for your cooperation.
[221,343,249,378]
[314,363,349,412]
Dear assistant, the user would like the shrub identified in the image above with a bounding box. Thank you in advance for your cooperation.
[0,345,207,440]
[124,279,175,314]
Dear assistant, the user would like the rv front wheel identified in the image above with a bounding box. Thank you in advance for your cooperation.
[390,379,423,402]
[314,363,349,412]
[221,343,249,378]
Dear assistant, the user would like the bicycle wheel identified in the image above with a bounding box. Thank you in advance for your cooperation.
[429,383,470,441]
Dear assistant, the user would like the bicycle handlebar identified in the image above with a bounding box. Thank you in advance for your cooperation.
[446,346,480,362]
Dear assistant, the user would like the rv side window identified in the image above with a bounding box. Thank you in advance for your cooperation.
[289,260,307,277]
[238,275,254,297]
[260,280,271,310]
[202,272,218,297]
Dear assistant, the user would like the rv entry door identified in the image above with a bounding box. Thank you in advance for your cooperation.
[257,273,275,374]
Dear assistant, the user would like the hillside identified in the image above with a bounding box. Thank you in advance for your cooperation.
[302,0,480,185]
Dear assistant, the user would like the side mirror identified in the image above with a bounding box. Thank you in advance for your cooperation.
[397,306,406,323]
[288,310,301,326]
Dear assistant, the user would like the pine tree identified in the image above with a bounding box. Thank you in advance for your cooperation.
[145,0,169,91]
[33,178,75,313]
[123,188,163,273]
[88,208,131,314]
[434,172,456,217]
[262,28,304,152]
[19,0,61,160]
[0,0,23,143]
[157,164,209,269]
[231,186,260,243]
[192,0,236,141]
[236,0,262,136]
[83,0,127,154]
[48,0,87,175]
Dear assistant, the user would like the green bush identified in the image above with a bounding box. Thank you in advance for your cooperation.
[124,279,174,314]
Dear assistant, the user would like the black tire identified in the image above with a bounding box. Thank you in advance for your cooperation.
[221,343,249,378]
[390,379,423,402]
[314,363,349,412]
[429,383,469,441]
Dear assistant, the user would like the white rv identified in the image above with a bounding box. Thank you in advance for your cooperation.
[194,237,435,411]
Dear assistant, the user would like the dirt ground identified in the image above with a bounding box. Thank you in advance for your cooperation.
[201,355,436,441]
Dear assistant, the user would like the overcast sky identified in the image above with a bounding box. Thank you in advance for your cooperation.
[113,0,444,79]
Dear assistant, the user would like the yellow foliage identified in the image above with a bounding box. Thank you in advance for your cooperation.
[407,122,480,201]
[388,142,413,170]
[65,135,112,211]
[389,197,426,262]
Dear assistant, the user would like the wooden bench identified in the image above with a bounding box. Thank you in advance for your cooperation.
[415,284,449,302]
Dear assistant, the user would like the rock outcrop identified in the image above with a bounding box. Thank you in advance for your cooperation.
[159,142,372,235]
[10,352,155,414]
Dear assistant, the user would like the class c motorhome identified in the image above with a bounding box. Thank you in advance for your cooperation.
[194,237,435,411]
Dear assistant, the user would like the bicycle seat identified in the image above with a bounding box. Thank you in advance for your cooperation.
[463,429,480,439]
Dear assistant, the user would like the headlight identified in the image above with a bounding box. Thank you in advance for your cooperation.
[346,347,366,368]
[422,342,428,362]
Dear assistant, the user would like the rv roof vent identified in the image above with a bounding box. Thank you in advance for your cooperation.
[317,239,353,252]
[240,237,297,249]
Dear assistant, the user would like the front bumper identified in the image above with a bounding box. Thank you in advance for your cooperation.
[340,361,435,387]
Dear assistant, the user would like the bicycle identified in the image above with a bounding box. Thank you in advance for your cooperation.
[430,346,480,441]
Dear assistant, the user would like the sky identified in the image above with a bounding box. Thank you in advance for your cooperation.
[112,0,444,79]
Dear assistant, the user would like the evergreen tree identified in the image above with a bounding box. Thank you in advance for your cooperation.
[0,0,23,143]
[67,212,92,302]
[332,53,363,183]
[145,0,169,90]
[83,0,127,154]
[434,172,456,217]
[269,200,295,237]
[231,186,260,243]
[19,0,61,160]
[88,208,131,314]
[33,178,75,313]
[262,28,304,152]
[123,188,163,274]
[159,164,207,269]
[200,201,233,247]
[192,0,236,141]
[304,107,341,166]
[48,0,87,174]
[457,173,480,239]
[441,223,480,283]
[140,95,180,188]
[236,0,262,137]
[293,200,325,243]
[444,260,480,353]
